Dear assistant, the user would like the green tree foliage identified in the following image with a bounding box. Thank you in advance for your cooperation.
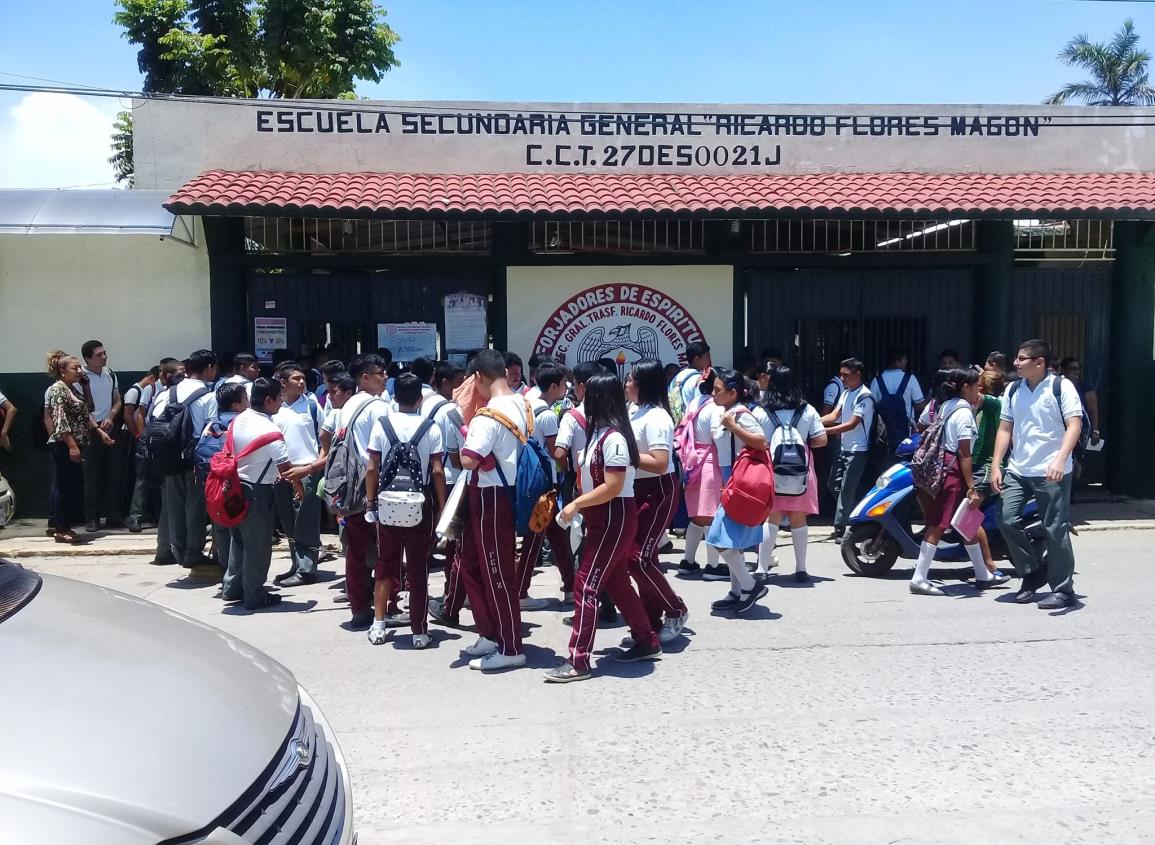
[109,0,400,183]
[1046,19,1155,106]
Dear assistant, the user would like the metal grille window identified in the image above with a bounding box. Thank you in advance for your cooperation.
[1013,219,1114,263]
[244,217,492,254]
[530,219,704,254]
[748,218,976,253]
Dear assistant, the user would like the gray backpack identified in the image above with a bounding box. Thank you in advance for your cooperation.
[322,399,378,517]
[768,406,809,496]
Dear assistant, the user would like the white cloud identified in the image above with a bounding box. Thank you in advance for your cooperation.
[0,93,122,189]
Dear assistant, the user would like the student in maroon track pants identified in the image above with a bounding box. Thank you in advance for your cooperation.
[544,372,662,684]
[458,350,529,672]
[624,360,690,642]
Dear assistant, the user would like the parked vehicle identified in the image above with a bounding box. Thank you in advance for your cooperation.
[0,559,356,845]
[841,437,1044,577]
[0,472,14,530]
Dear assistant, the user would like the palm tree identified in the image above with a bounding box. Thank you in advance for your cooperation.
[1046,19,1155,106]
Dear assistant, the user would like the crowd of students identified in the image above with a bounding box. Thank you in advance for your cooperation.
[16,331,1089,680]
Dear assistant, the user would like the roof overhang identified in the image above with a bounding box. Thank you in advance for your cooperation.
[163,170,1155,220]
[0,190,197,243]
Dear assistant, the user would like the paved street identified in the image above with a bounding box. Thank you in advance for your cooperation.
[17,530,1155,844]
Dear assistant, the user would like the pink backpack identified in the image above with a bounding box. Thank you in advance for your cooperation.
[673,399,714,482]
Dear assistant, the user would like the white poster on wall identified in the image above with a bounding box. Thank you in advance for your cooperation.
[254,317,287,363]
[377,322,438,361]
[443,292,488,350]
[505,266,732,370]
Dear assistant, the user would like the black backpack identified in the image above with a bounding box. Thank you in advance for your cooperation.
[375,416,437,528]
[1007,375,1092,459]
[144,385,211,477]
[875,372,913,453]
[768,406,810,495]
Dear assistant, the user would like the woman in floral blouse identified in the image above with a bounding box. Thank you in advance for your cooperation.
[46,350,113,543]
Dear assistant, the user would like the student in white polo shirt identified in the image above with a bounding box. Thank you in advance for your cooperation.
[821,357,875,542]
[870,345,926,460]
[992,339,1084,609]
[221,377,300,611]
[223,353,260,396]
[272,362,326,587]
[79,339,124,531]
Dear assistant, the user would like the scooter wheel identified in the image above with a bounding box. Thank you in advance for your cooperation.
[841,523,900,577]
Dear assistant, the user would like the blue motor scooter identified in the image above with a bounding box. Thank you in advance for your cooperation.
[840,437,1041,577]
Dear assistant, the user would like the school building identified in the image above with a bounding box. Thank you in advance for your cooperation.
[1,99,1153,512]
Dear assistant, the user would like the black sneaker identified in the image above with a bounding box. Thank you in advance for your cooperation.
[615,641,661,662]
[711,592,740,611]
[735,584,769,614]
[243,593,283,611]
[278,573,317,588]
[676,560,701,577]
[126,519,143,534]
[701,563,730,582]
[543,662,592,683]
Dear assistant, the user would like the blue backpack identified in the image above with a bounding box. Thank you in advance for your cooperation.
[192,413,239,482]
[875,372,913,452]
[476,399,556,534]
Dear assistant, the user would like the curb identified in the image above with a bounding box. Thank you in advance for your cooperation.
[0,545,161,559]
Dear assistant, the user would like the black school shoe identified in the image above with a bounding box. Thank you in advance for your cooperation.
[615,641,661,662]
[711,592,740,612]
[676,560,701,577]
[1037,591,1075,610]
[734,584,769,614]
[1014,568,1050,603]
[701,563,729,582]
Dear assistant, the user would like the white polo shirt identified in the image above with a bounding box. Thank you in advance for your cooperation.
[439,402,467,484]
[82,367,119,423]
[835,385,874,453]
[320,392,390,467]
[1000,374,1083,477]
[231,408,290,485]
[578,427,634,497]
[530,398,560,482]
[630,404,675,479]
[273,405,319,465]
[555,404,588,471]
[822,376,844,410]
[711,406,763,468]
[918,397,977,453]
[870,369,925,422]
[367,410,444,487]
[150,378,218,439]
[673,368,703,411]
[223,374,254,397]
[462,393,529,488]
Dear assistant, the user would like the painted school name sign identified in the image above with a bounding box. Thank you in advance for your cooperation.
[533,284,705,370]
[134,100,1155,188]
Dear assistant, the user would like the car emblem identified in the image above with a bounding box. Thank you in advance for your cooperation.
[291,735,314,769]
[268,732,315,794]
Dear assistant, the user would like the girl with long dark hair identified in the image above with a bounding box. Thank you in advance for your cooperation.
[759,365,828,581]
[625,360,690,642]
[545,373,662,682]
[909,368,1010,595]
[677,373,726,580]
[705,368,771,614]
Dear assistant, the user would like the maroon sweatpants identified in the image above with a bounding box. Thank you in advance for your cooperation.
[516,517,576,598]
[629,473,687,630]
[568,497,657,672]
[376,504,433,636]
[458,485,522,656]
[343,514,377,617]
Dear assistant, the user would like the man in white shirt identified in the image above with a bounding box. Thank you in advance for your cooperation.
[458,349,529,671]
[669,340,711,422]
[124,365,161,532]
[150,349,219,577]
[272,363,326,587]
[80,340,124,531]
[321,353,392,628]
[221,378,299,611]
[364,373,447,648]
[821,357,875,541]
[223,353,260,395]
[870,345,926,458]
[992,339,1084,609]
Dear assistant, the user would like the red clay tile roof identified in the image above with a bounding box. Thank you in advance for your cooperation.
[165,170,1155,217]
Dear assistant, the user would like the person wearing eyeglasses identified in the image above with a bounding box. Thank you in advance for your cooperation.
[991,339,1083,609]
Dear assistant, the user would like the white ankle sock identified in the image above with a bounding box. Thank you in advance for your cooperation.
[792,526,809,573]
[756,524,776,574]
[966,543,992,580]
[684,523,705,562]
[912,541,937,584]
[722,549,755,592]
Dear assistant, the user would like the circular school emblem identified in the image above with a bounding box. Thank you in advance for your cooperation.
[532,283,705,375]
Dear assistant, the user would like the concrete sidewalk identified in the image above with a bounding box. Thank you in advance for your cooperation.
[2,496,1154,558]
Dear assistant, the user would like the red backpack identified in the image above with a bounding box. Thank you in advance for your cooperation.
[204,423,284,527]
[721,445,776,526]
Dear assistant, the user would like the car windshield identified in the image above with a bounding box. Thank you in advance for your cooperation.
[0,561,42,623]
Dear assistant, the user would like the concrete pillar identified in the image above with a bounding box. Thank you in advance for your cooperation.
[973,220,1015,360]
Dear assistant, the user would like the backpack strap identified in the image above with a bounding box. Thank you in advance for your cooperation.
[425,398,450,421]
[876,375,891,398]
[182,386,211,408]
[897,371,912,398]
[380,415,400,447]
[789,405,805,432]
[412,416,437,447]
[475,407,529,445]
[567,408,586,429]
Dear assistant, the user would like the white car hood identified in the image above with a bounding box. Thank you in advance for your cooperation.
[0,571,298,844]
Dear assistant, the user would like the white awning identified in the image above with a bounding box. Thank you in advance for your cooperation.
[0,189,189,237]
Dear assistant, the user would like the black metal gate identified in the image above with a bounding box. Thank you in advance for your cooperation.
[745,268,975,402]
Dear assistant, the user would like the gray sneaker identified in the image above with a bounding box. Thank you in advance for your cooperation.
[658,611,689,643]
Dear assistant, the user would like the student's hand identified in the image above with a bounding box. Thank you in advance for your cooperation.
[1045,456,1066,482]
[292,481,305,502]
[720,409,742,431]
[97,429,114,446]
[0,434,10,451]
[967,488,982,507]
[561,502,579,523]
[1091,430,1101,446]
[282,465,313,483]
[68,445,82,462]
[98,418,114,433]
[990,466,1004,494]
[364,508,378,524]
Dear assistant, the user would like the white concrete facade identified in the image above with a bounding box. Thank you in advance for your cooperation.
[0,224,211,372]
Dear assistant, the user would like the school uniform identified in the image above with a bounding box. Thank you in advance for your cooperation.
[221,408,289,608]
[996,374,1083,595]
[569,427,658,672]
[438,400,469,619]
[272,403,324,579]
[706,408,766,573]
[81,366,123,525]
[683,397,723,518]
[197,410,241,575]
[767,405,825,516]
[368,410,443,636]
[917,398,978,528]
[124,380,159,527]
[515,398,576,599]
[321,392,391,618]
[555,403,588,503]
[829,385,875,533]
[459,393,529,657]
[628,404,687,631]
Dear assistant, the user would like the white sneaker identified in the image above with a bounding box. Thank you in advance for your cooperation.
[469,651,527,671]
[412,633,432,649]
[464,635,498,657]
[520,596,550,611]
[659,610,689,643]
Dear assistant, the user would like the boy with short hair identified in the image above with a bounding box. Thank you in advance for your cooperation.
[821,357,874,542]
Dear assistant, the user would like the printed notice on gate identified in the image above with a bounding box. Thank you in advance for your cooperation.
[377,322,438,362]
[444,292,488,351]
[254,317,287,363]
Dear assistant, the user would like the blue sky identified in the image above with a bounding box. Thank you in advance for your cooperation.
[2,0,1154,187]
